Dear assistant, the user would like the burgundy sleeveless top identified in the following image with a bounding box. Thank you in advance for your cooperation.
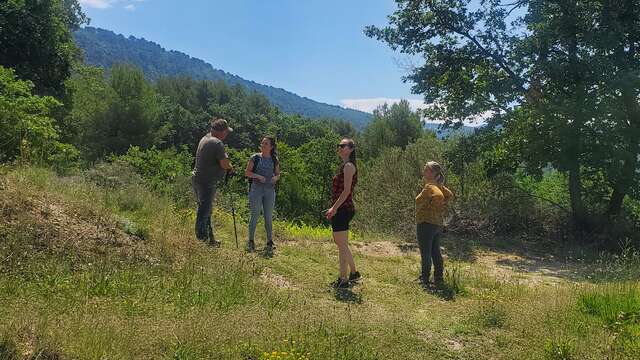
[332,163,357,211]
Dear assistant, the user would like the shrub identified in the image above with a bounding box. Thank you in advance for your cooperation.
[113,146,193,206]
[355,135,444,239]
[0,65,79,171]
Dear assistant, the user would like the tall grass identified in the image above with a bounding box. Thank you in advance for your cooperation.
[2,165,640,359]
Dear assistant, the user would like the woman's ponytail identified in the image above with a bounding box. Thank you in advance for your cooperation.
[425,161,445,185]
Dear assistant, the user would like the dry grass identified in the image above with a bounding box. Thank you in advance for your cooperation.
[0,166,638,359]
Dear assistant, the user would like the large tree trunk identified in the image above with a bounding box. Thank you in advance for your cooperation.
[563,0,593,231]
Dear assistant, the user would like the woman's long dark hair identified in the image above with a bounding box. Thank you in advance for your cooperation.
[265,136,278,165]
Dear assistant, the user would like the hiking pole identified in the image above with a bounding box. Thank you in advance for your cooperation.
[225,171,239,249]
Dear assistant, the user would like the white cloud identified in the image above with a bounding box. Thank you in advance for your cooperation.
[80,0,146,10]
[80,0,113,9]
[341,97,487,127]
[341,98,427,114]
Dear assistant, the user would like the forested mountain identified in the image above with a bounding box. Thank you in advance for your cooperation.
[423,122,476,138]
[74,27,372,128]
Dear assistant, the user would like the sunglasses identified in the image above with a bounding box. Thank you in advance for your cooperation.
[337,143,352,149]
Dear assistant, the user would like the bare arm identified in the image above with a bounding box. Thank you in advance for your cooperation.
[219,158,233,171]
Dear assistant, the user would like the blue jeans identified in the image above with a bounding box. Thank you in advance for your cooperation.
[248,185,276,245]
[192,177,217,242]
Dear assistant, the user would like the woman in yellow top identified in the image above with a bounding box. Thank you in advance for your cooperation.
[415,161,454,286]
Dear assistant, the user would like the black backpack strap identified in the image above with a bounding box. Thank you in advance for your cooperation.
[248,154,260,186]
[252,154,261,172]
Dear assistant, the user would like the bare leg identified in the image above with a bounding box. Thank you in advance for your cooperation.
[333,230,356,280]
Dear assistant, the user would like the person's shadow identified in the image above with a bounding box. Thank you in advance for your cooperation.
[260,247,274,259]
[421,281,457,301]
[334,287,363,304]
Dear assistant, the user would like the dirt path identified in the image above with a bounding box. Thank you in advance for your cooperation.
[354,241,585,286]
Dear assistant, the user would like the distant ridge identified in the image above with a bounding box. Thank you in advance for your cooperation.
[423,122,477,139]
[74,27,372,128]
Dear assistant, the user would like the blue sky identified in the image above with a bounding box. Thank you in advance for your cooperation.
[79,0,425,113]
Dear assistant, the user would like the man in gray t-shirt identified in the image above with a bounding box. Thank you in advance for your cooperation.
[192,118,234,245]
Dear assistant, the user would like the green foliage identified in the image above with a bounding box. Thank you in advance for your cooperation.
[64,64,164,160]
[0,0,87,96]
[0,65,78,170]
[360,100,423,159]
[274,142,325,224]
[356,135,443,238]
[367,0,640,236]
[113,146,193,207]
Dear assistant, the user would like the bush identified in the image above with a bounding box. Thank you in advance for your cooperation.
[113,146,193,206]
[355,135,444,239]
[0,65,79,170]
[446,164,571,243]
[84,161,144,190]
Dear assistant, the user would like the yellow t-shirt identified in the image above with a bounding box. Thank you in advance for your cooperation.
[415,183,454,226]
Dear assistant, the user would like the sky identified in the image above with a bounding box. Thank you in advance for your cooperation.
[78,0,426,114]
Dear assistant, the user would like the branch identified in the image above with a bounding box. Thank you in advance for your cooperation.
[498,0,526,7]
[504,1,527,16]
[459,30,528,93]
[502,184,571,214]
[429,3,528,95]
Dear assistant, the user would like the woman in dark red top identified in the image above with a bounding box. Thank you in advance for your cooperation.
[326,138,360,288]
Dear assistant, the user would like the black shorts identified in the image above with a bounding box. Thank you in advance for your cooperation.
[331,208,355,232]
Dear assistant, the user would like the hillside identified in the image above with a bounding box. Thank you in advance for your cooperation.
[2,166,639,359]
[74,27,372,129]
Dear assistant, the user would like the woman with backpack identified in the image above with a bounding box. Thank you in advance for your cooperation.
[326,138,360,288]
[245,137,280,253]
[415,161,454,287]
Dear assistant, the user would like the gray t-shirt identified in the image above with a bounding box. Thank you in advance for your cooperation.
[193,134,227,184]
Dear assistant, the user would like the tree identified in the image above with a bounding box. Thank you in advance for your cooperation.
[360,99,423,159]
[64,64,162,160]
[0,0,88,97]
[0,65,66,163]
[366,0,640,233]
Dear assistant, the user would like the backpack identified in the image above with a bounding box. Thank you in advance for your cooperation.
[247,153,279,191]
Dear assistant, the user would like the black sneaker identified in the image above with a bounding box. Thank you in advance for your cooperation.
[348,271,361,282]
[247,241,255,253]
[331,278,350,289]
[265,243,275,253]
[209,240,221,248]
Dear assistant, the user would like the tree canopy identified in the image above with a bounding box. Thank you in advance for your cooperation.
[366,0,640,231]
[0,0,88,97]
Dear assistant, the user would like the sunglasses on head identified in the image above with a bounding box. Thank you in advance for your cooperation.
[337,143,352,149]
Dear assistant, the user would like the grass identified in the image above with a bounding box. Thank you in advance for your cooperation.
[1,166,639,359]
